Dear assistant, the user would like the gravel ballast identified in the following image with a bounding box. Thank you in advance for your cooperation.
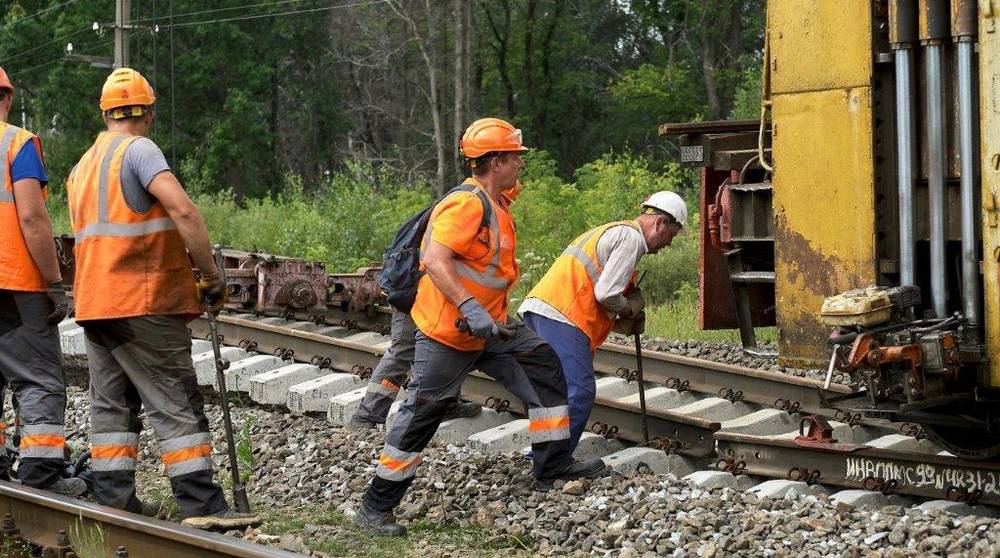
[51,369,1000,557]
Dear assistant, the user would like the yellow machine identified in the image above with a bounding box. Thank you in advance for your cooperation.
[664,0,1000,458]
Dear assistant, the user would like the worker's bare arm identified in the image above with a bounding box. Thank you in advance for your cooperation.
[422,240,476,306]
[147,171,218,275]
[12,178,61,283]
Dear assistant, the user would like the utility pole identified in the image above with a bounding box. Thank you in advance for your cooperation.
[114,0,131,68]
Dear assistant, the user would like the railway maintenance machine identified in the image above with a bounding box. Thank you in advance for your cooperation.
[664,0,1000,459]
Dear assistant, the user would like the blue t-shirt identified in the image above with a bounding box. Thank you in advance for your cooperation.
[10,137,48,186]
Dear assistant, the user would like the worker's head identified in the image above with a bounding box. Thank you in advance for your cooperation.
[0,67,14,122]
[100,68,156,134]
[460,117,528,190]
[636,191,687,253]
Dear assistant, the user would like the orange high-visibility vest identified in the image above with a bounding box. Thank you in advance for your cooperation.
[526,221,641,352]
[66,131,200,321]
[411,179,519,351]
[0,122,48,292]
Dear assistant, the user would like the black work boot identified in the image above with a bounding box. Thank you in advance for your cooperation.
[441,399,483,421]
[347,415,381,431]
[534,458,607,492]
[354,502,407,537]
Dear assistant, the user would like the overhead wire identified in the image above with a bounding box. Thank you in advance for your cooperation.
[16,38,114,76]
[130,0,334,24]
[160,0,387,29]
[1,26,90,64]
[0,0,80,31]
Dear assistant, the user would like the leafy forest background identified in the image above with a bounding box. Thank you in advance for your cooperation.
[2,0,767,340]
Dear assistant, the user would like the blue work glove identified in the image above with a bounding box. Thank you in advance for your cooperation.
[458,298,500,339]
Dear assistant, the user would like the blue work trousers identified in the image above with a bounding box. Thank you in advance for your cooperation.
[523,312,594,454]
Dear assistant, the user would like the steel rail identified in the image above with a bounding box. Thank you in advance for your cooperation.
[191,314,721,456]
[716,431,1000,506]
[0,481,301,557]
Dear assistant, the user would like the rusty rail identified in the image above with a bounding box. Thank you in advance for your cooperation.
[0,481,300,557]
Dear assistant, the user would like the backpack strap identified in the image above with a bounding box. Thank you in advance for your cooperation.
[449,183,493,233]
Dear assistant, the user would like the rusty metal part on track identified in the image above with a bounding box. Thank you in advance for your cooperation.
[0,481,299,558]
[716,431,1000,506]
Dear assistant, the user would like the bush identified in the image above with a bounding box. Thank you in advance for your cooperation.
[511,150,698,306]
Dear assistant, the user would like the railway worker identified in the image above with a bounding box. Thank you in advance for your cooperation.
[355,118,605,537]
[65,68,258,529]
[0,67,83,496]
[348,181,524,430]
[518,191,687,454]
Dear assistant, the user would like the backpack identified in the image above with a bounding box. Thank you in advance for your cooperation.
[379,184,493,313]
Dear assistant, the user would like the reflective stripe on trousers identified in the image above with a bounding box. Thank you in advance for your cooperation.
[91,432,140,471]
[368,378,401,398]
[160,432,213,478]
[375,443,422,482]
[19,423,65,459]
[528,405,571,443]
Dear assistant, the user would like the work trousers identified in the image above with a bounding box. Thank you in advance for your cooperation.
[83,315,228,519]
[523,312,596,454]
[362,324,574,513]
[353,311,416,425]
[0,290,67,488]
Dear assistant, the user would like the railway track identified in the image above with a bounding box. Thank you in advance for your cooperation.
[47,310,999,554]
[0,481,300,557]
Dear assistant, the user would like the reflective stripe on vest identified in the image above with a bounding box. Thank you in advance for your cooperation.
[73,133,178,242]
[0,126,18,202]
[0,123,48,292]
[525,221,640,351]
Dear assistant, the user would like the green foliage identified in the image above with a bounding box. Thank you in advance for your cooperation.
[512,149,696,305]
[69,517,106,558]
[198,163,432,272]
[644,290,777,343]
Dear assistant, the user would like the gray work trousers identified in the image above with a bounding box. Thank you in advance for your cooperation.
[82,315,228,519]
[0,290,67,488]
[363,324,574,513]
[353,311,415,424]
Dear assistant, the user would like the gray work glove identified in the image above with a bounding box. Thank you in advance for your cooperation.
[46,281,71,324]
[618,287,646,319]
[614,311,646,336]
[458,298,511,339]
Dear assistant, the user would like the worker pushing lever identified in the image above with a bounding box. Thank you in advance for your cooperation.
[66,67,259,529]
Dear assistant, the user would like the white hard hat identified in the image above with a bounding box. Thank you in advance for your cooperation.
[642,191,688,228]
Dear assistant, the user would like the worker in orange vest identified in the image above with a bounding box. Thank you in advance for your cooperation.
[65,68,258,529]
[349,181,523,431]
[355,118,605,537]
[519,192,688,452]
[0,66,82,496]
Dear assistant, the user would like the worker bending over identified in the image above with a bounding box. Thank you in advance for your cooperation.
[519,192,687,452]
[349,181,524,431]
[66,68,257,529]
[0,67,81,496]
[356,119,604,537]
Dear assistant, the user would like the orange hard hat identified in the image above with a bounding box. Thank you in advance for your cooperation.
[459,117,529,159]
[0,66,13,95]
[99,68,155,116]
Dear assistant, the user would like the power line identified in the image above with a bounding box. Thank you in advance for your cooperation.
[162,0,387,29]
[131,0,332,24]
[0,0,80,31]
[1,26,90,65]
[16,38,114,76]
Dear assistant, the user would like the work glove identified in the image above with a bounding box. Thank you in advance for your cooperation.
[197,271,228,314]
[45,281,71,324]
[618,287,646,319]
[613,311,646,336]
[457,298,516,339]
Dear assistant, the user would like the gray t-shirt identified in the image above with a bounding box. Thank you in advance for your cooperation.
[120,137,172,213]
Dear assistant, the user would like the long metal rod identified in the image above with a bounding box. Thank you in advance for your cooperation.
[208,249,252,514]
[895,47,918,286]
[956,39,981,329]
[634,333,650,445]
[925,43,949,317]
